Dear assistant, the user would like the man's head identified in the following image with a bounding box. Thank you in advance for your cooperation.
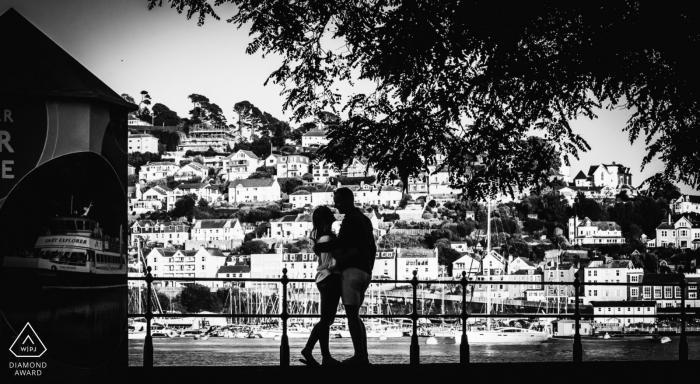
[333,187,355,214]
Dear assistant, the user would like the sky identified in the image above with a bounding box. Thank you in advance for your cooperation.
[1,0,696,195]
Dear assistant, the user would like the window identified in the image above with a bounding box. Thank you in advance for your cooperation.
[202,257,205,261]
[643,286,651,298]
[654,287,662,298]
[594,290,598,296]
[616,270,620,277]
[594,271,598,277]
[664,286,673,298]
[630,275,638,283]
[201,265,205,270]
[631,288,639,297]
[587,270,591,277]
[690,292,698,299]
[675,287,682,298]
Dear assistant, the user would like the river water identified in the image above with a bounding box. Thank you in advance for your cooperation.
[129,336,700,366]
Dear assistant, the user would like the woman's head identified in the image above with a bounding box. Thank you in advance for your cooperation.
[311,206,335,239]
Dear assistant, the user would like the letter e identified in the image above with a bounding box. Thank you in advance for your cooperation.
[2,160,14,179]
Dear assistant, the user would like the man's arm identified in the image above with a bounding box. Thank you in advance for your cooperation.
[313,213,361,254]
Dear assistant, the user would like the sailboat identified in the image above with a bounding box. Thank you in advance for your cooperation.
[456,200,550,344]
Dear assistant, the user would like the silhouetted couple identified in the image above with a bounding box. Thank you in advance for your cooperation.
[300,187,377,366]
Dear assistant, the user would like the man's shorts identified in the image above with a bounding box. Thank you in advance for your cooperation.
[341,267,371,306]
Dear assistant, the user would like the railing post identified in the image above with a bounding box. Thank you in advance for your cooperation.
[410,270,419,365]
[143,267,154,368]
[280,268,290,366]
[573,272,582,363]
[679,277,688,361]
[460,271,469,364]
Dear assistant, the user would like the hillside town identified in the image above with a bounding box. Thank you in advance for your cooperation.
[126,98,700,318]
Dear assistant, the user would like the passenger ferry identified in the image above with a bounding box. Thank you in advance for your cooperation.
[2,215,126,288]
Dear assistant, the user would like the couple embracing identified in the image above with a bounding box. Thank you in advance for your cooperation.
[300,187,377,366]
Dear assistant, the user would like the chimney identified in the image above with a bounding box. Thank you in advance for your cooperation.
[668,213,672,225]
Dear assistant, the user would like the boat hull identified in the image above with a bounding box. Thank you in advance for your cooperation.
[458,329,549,344]
[2,265,125,289]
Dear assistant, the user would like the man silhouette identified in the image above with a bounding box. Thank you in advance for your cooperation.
[313,187,376,365]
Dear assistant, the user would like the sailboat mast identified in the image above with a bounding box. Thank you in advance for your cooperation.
[487,200,491,331]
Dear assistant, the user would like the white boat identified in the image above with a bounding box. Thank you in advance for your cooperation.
[2,215,127,287]
[453,202,549,345]
[457,327,550,344]
[264,326,312,339]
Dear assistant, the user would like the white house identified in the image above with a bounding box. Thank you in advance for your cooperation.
[225,150,263,180]
[141,184,171,207]
[167,183,221,210]
[276,155,311,178]
[312,160,339,183]
[591,301,656,325]
[582,260,643,305]
[289,190,312,208]
[673,195,700,215]
[190,218,245,242]
[145,247,229,288]
[654,215,700,249]
[555,186,604,206]
[567,216,626,245]
[128,113,151,126]
[452,254,481,280]
[342,158,376,178]
[311,185,335,206]
[128,133,159,154]
[481,250,506,276]
[138,161,179,181]
[130,220,191,247]
[396,248,439,281]
[449,241,470,253]
[508,256,538,274]
[187,218,245,250]
[372,249,397,280]
[217,264,251,284]
[264,153,283,168]
[543,263,579,306]
[174,162,208,182]
[301,129,329,147]
[270,214,313,240]
[228,178,281,204]
[341,183,403,208]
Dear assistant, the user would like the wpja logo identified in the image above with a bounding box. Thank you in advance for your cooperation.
[8,323,47,377]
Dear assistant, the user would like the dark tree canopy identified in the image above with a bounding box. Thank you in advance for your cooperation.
[149,1,700,199]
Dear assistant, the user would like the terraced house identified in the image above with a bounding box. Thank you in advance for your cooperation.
[188,218,245,251]
[581,260,644,305]
[130,220,191,246]
[276,155,310,178]
[145,247,228,288]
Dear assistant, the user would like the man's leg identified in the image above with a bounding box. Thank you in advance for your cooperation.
[344,304,364,360]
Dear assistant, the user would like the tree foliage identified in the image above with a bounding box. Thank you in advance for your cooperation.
[149,1,700,199]
[239,240,269,255]
[178,284,223,313]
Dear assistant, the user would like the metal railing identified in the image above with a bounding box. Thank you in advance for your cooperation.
[129,269,696,367]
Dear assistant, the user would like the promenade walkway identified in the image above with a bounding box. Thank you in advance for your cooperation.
[113,361,696,384]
